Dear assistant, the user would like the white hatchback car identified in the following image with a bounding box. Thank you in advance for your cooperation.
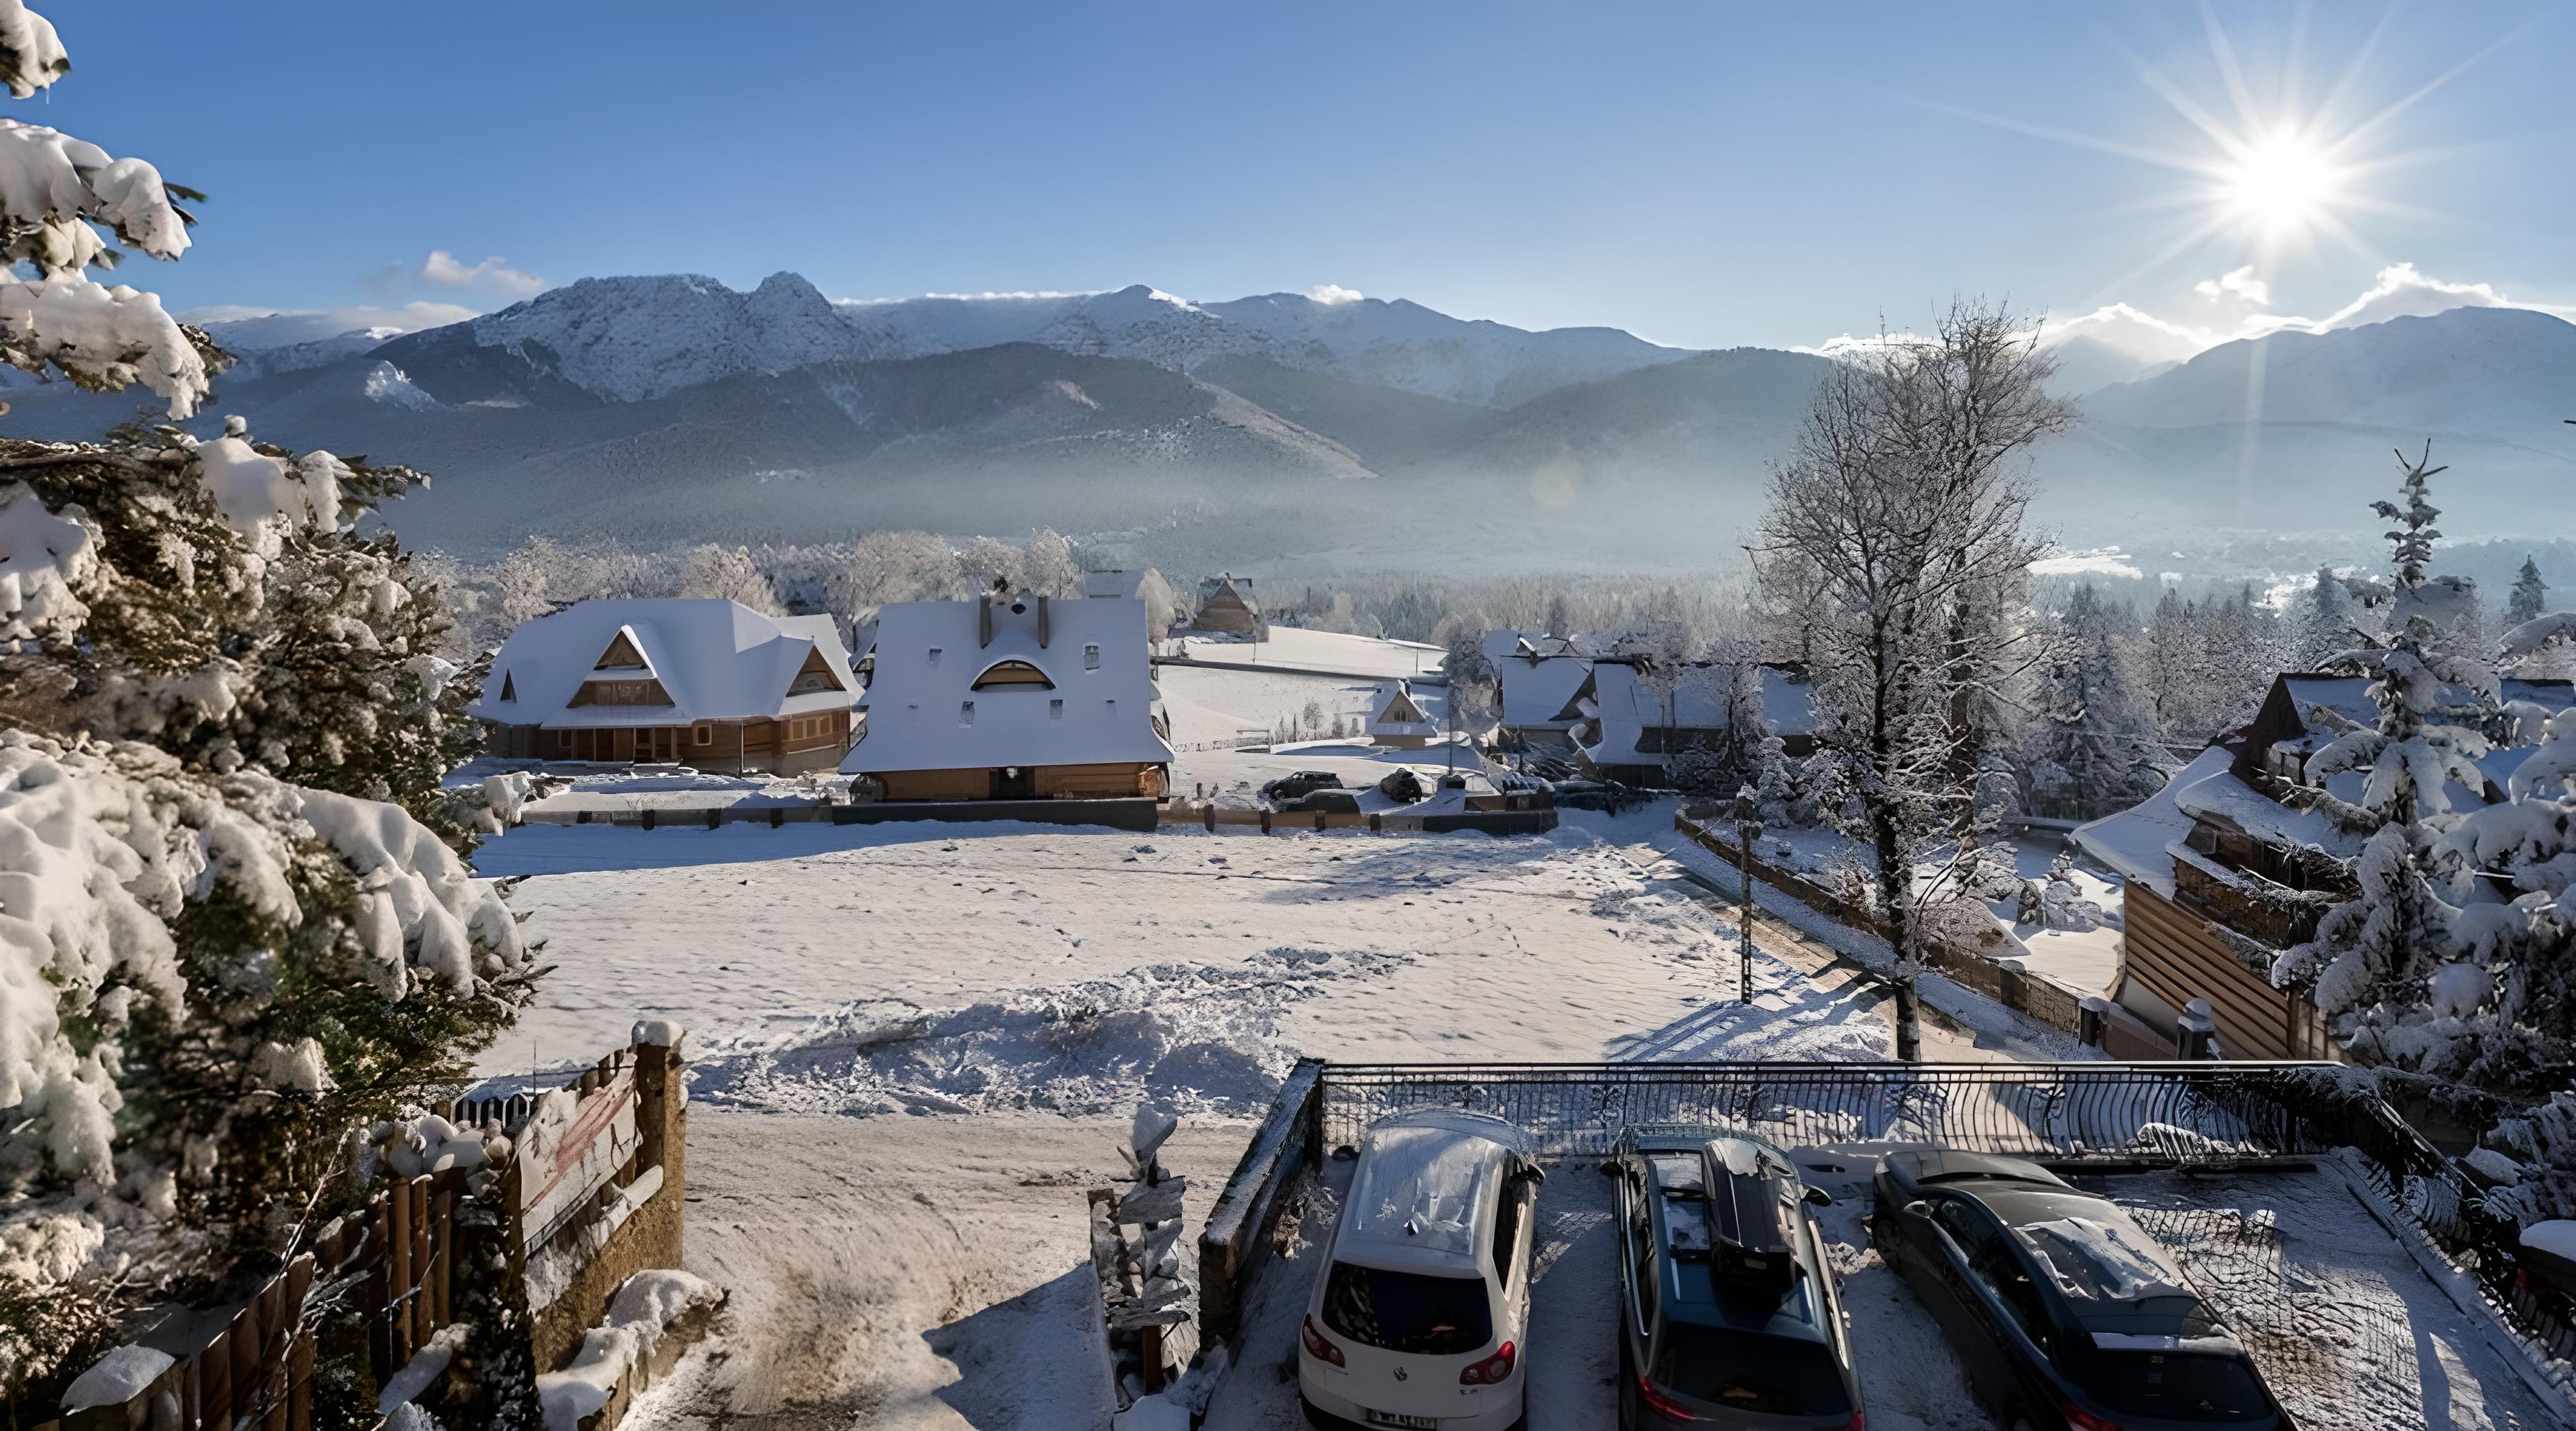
[1299,1110,1541,1431]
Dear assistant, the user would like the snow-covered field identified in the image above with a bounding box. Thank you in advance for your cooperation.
[1166,626,1446,679]
[1212,1153,2560,1431]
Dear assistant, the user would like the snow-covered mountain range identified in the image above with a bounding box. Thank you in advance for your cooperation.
[216,273,1693,409]
[22,278,2571,565]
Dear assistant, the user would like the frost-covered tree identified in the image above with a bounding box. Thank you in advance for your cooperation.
[1756,296,2073,1059]
[2507,556,2549,626]
[2273,446,2501,1080]
[957,535,1022,595]
[0,3,222,416]
[677,542,784,615]
[0,5,530,1399]
[1136,567,1181,640]
[1018,529,1081,598]
[828,529,959,625]
[2026,583,2160,819]
[2292,565,2351,669]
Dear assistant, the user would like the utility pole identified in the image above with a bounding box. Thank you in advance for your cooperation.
[1732,786,1761,1005]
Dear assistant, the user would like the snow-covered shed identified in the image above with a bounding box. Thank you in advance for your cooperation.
[1367,680,1439,748]
[842,593,1174,801]
[1190,574,1263,635]
[1574,660,1814,785]
[470,599,859,773]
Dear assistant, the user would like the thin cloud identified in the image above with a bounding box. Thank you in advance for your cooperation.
[419,249,546,298]
[2192,265,2271,306]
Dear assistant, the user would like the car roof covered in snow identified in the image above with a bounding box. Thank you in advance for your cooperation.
[842,596,1174,775]
[1337,1110,1528,1276]
[467,598,857,729]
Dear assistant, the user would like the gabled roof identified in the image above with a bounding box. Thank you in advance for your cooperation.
[1498,650,1592,727]
[842,596,1174,774]
[1369,680,1437,735]
[1579,661,1813,763]
[468,598,858,730]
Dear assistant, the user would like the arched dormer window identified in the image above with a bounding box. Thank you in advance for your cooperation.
[970,660,1055,690]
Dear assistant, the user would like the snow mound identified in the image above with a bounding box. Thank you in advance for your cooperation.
[59,1344,173,1412]
[536,1269,723,1431]
[686,948,1412,1118]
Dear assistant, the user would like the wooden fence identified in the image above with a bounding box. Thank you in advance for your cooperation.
[1673,814,2088,1041]
[29,1038,683,1431]
[25,1169,462,1431]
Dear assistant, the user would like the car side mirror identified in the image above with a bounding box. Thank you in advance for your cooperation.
[1516,1164,1547,1186]
[1803,1186,1833,1207]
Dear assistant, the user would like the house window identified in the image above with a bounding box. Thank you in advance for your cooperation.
[971,660,1055,690]
[960,700,974,727]
[927,646,942,668]
[1084,643,1101,670]
[695,723,713,746]
[1050,698,1064,721]
[555,731,573,755]
[497,670,517,702]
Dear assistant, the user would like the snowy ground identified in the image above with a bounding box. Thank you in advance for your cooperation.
[1734,821,2127,999]
[1211,1153,2562,1431]
[1164,626,1446,680]
[446,758,836,815]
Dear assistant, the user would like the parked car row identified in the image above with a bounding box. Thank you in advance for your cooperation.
[1298,1112,2290,1431]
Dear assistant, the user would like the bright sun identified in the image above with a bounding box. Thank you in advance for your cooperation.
[2216,129,2346,239]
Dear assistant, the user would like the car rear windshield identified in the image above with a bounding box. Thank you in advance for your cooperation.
[1321,1262,1493,1356]
[2088,1352,2270,1421]
[1652,1324,1852,1416]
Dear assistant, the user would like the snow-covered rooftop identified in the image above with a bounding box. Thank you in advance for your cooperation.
[1579,661,1813,763]
[1496,650,1591,728]
[469,599,857,730]
[2072,746,2231,898]
[842,596,1174,774]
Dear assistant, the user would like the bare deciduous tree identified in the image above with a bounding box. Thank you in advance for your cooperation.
[1755,297,2074,1059]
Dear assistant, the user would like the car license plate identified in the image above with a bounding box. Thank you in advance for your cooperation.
[1362,1412,1437,1430]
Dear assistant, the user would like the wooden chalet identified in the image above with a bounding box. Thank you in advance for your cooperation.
[469,599,860,773]
[1190,574,1264,635]
[842,592,1174,801]
[2072,671,2576,1060]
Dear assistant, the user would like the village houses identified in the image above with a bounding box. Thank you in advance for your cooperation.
[468,597,861,773]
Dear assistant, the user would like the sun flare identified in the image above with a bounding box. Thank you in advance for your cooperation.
[2215,129,2346,239]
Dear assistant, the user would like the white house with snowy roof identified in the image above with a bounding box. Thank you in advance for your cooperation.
[1574,659,1815,785]
[843,592,1173,801]
[1483,633,1594,750]
[469,598,859,773]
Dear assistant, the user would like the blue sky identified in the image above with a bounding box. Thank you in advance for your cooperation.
[34,1,2573,351]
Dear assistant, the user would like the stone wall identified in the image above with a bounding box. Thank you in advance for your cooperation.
[527,1035,689,1374]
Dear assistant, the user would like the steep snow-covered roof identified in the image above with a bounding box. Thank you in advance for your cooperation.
[842,596,1173,774]
[1578,661,1809,761]
[2172,768,2363,859]
[2072,746,2230,897]
[469,599,857,729]
[1497,652,1591,727]
[1368,680,1437,737]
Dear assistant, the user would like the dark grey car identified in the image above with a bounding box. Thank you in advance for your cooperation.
[1870,1151,2286,1431]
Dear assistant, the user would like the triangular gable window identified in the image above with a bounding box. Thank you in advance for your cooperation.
[498,670,517,702]
[786,647,847,696]
[595,630,647,670]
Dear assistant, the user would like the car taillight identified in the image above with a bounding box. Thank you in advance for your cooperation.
[1637,1374,1705,1421]
[2057,1399,2121,1431]
[1843,1415,1867,1431]
[1301,1315,1345,1367]
[1459,1340,1517,1384]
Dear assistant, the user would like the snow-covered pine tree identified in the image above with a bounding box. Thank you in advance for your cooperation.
[2273,446,2499,1079]
[2293,565,2351,669]
[2026,582,2160,819]
[2508,556,2549,626]
[0,3,530,1401]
